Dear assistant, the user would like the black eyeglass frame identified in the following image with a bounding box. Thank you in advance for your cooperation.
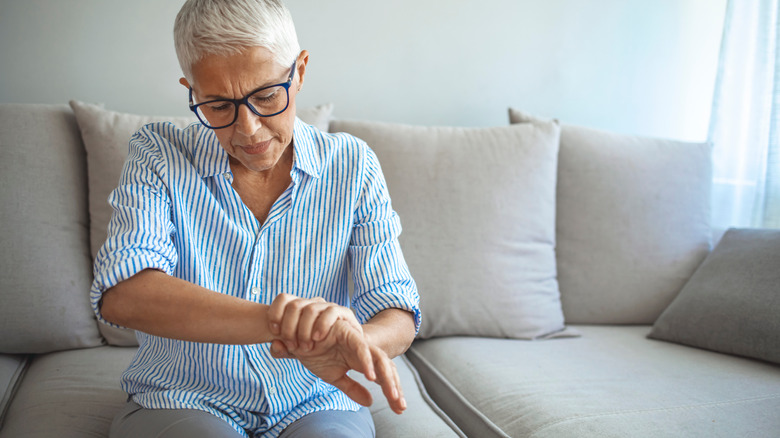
[188,59,297,129]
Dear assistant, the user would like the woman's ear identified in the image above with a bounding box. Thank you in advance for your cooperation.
[179,77,191,89]
[296,50,309,91]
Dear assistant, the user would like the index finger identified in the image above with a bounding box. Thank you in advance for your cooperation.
[267,293,297,336]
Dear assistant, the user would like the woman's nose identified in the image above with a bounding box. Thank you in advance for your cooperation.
[234,104,262,135]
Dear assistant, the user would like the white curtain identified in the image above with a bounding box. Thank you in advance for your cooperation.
[708,0,780,229]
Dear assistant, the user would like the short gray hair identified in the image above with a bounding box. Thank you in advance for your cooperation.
[174,0,300,81]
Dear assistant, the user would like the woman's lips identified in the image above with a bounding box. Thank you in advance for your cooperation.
[239,140,271,155]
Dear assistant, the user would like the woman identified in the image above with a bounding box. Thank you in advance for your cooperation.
[90,0,420,436]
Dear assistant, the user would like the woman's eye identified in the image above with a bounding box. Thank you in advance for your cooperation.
[253,93,275,103]
[208,102,233,112]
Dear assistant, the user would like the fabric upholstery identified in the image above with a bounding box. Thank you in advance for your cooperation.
[408,325,780,438]
[69,101,335,346]
[0,346,134,438]
[0,354,29,429]
[0,348,462,438]
[0,104,103,354]
[650,228,780,364]
[352,356,465,437]
[330,119,567,339]
[509,108,712,324]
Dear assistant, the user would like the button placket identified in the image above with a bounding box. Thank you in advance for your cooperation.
[247,230,269,300]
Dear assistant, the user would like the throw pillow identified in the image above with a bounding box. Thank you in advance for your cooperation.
[509,108,712,324]
[649,228,780,364]
[330,119,570,339]
[69,101,334,346]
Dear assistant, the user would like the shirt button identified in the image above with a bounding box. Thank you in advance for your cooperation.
[268,386,277,396]
[251,287,260,295]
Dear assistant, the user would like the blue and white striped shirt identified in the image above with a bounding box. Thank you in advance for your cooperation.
[90,118,421,437]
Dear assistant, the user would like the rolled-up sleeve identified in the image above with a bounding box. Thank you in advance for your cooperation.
[349,146,421,334]
[90,128,178,328]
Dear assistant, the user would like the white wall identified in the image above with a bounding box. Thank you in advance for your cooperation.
[0,0,726,141]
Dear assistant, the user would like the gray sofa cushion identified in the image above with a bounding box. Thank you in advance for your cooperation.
[407,325,780,438]
[509,109,712,324]
[650,228,780,364]
[0,347,463,438]
[0,104,103,354]
[0,346,134,438]
[330,120,567,340]
[353,355,465,437]
[0,354,29,429]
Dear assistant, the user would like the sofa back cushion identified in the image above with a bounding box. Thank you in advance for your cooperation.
[510,109,712,324]
[331,119,569,339]
[0,104,103,353]
[69,101,335,346]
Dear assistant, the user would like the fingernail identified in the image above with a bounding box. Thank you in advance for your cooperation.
[313,330,322,341]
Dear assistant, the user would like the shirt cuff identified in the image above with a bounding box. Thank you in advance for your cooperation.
[90,252,174,328]
[351,281,422,336]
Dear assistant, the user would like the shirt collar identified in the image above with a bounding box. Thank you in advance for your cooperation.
[291,117,322,179]
[192,125,231,178]
[192,117,322,179]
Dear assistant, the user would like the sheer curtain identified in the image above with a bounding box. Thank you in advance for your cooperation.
[708,0,780,229]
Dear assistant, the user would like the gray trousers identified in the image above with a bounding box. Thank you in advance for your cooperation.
[110,401,376,438]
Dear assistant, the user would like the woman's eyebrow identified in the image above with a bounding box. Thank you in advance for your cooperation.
[201,74,288,100]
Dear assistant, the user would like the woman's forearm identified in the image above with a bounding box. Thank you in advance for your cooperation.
[100,269,273,344]
[362,308,417,359]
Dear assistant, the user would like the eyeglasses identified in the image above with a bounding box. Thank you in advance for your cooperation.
[188,59,297,129]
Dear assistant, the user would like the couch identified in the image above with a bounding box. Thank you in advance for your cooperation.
[1,102,778,438]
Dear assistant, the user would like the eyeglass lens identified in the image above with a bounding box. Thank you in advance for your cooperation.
[195,85,289,128]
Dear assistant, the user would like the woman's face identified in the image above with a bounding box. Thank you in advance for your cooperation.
[182,47,308,175]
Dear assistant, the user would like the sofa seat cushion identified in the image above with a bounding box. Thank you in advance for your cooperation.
[0,346,134,438]
[0,347,463,438]
[354,355,465,437]
[0,354,29,429]
[407,326,780,438]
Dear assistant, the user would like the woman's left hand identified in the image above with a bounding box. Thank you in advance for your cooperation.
[266,294,407,414]
[267,293,362,354]
[270,318,407,414]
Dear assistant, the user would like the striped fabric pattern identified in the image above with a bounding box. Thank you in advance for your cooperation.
[90,118,420,437]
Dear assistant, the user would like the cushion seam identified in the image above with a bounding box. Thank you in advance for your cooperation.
[528,393,780,437]
[0,355,32,428]
[400,354,467,438]
[407,346,510,438]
